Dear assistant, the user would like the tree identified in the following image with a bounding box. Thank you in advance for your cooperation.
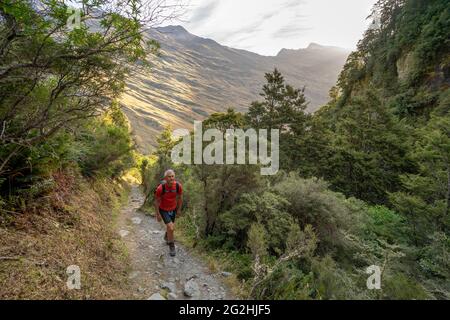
[192,109,263,236]
[76,103,135,178]
[325,89,413,204]
[246,69,311,171]
[290,106,335,178]
[246,68,309,132]
[390,112,450,244]
[0,0,183,183]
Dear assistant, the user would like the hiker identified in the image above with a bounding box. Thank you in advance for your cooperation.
[154,169,183,257]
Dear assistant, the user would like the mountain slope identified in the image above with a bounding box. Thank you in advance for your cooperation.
[120,26,349,152]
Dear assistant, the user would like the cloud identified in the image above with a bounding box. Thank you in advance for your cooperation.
[206,15,268,44]
[273,24,311,39]
[176,0,378,55]
[283,0,306,10]
[272,5,310,40]
[188,0,220,27]
[261,11,278,20]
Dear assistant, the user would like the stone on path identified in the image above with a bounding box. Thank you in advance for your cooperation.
[160,282,176,293]
[119,230,130,238]
[168,293,178,300]
[137,287,145,293]
[131,217,142,225]
[148,293,166,300]
[184,279,200,298]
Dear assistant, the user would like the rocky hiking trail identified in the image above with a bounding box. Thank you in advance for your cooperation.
[118,185,235,300]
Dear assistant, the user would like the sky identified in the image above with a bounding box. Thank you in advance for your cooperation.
[172,0,379,56]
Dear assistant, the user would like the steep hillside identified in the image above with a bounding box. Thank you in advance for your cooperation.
[304,0,449,298]
[0,171,133,299]
[332,0,449,117]
[121,26,349,151]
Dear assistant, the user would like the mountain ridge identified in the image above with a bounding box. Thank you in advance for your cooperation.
[157,25,347,57]
[121,25,350,152]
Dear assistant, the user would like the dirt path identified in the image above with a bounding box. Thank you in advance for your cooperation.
[118,185,234,300]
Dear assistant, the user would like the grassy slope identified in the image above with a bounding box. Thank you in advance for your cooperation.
[0,170,133,300]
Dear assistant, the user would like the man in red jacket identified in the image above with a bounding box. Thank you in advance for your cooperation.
[154,169,183,257]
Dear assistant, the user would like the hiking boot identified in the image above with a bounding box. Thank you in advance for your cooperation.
[169,242,176,257]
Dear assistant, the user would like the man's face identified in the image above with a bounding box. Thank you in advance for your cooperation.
[166,173,175,184]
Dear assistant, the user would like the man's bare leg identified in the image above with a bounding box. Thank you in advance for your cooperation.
[167,222,176,256]
[167,222,175,243]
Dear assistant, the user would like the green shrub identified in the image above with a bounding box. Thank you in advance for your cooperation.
[366,205,408,244]
[418,232,450,280]
[75,107,134,178]
[382,273,430,300]
[272,173,359,251]
[252,264,314,300]
[220,192,294,255]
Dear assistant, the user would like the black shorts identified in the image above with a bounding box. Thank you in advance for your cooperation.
[159,208,177,224]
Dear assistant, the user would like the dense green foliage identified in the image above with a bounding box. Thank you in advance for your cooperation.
[0,0,157,212]
[305,0,450,298]
[142,0,449,300]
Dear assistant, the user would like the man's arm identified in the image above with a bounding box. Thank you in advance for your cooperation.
[177,194,183,216]
[154,195,162,222]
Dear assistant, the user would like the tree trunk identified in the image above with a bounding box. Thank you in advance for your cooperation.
[0,145,22,176]
[203,178,213,236]
[446,166,450,218]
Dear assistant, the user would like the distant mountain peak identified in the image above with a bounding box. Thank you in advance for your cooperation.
[152,25,223,47]
[277,43,349,57]
[307,42,324,50]
[155,25,189,34]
